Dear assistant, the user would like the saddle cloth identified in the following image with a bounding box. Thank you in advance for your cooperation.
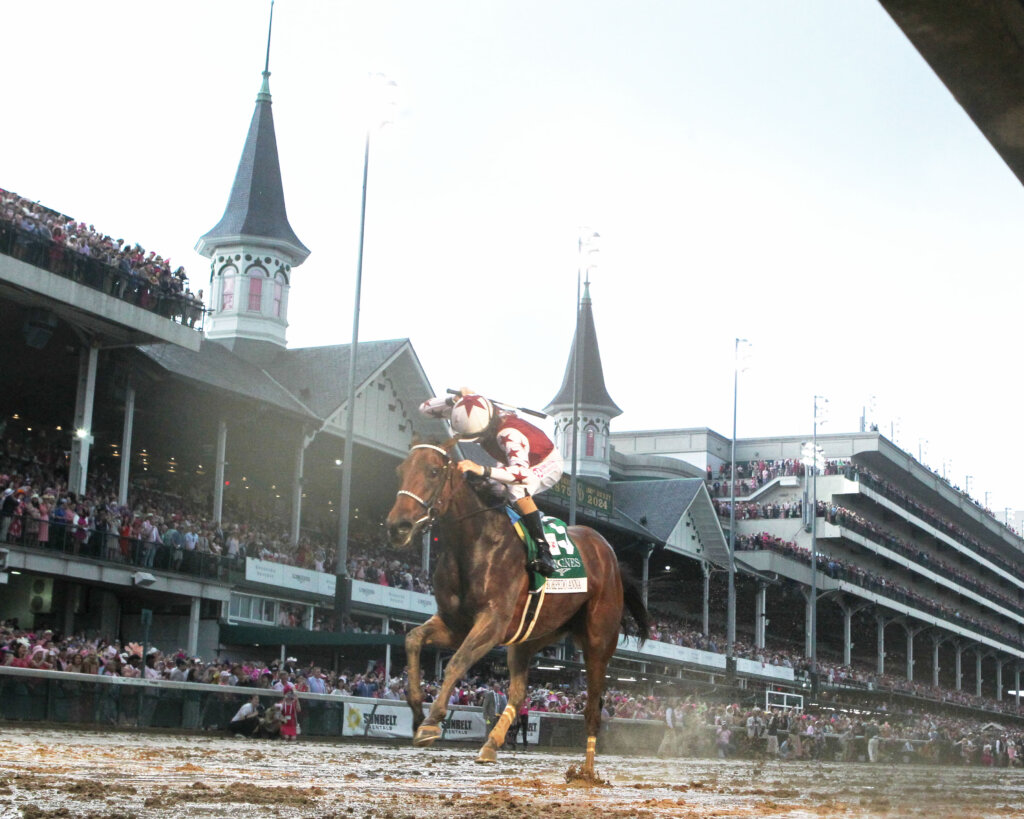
[505,509,588,594]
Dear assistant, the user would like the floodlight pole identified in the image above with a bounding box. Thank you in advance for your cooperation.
[337,128,371,607]
[809,394,823,668]
[727,338,746,664]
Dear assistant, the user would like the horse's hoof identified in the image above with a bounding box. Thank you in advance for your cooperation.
[475,744,498,764]
[413,724,441,747]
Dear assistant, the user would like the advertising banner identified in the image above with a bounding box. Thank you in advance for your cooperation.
[245,558,336,598]
[342,699,487,741]
[343,699,416,739]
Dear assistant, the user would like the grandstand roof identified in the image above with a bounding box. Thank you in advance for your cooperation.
[613,478,729,566]
[137,339,316,419]
[545,280,622,417]
[197,71,310,262]
[880,0,1024,188]
[137,337,417,427]
[265,339,410,419]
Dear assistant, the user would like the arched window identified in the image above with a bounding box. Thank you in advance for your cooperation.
[220,265,237,310]
[247,267,267,312]
[272,271,286,317]
[585,424,596,457]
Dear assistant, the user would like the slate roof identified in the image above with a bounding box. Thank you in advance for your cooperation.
[546,281,621,416]
[612,479,703,541]
[198,72,309,261]
[137,339,315,419]
[613,478,729,567]
[136,337,411,423]
[265,339,408,419]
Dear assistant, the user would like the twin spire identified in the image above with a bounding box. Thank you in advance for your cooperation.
[196,0,308,262]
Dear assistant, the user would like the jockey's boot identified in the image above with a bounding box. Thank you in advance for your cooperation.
[519,509,556,577]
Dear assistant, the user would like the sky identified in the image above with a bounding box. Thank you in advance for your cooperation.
[3,1,1024,514]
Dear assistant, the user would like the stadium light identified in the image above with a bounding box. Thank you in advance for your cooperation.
[727,338,752,666]
[337,74,398,613]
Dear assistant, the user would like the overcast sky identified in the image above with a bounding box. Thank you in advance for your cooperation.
[3,1,1023,515]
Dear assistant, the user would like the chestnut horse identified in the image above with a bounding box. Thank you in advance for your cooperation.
[385,440,651,778]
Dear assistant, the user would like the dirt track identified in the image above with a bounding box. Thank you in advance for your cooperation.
[0,728,1021,818]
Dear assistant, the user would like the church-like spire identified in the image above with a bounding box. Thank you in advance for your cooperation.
[195,0,309,262]
[545,279,622,417]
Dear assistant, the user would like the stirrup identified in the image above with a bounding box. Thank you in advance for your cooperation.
[528,557,555,577]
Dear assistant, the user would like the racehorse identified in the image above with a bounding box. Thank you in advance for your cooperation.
[385,439,652,780]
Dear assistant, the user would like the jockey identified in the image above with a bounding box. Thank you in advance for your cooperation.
[419,389,563,577]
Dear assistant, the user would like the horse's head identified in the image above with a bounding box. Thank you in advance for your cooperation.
[386,440,457,548]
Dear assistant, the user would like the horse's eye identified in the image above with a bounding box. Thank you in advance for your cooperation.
[429,468,440,479]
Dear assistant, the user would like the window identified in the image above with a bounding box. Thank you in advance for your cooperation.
[247,267,267,312]
[220,266,237,310]
[585,424,596,457]
[272,272,286,317]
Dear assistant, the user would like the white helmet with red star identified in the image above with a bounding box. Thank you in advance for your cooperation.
[450,394,495,441]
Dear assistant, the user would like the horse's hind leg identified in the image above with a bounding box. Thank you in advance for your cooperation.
[574,617,619,781]
[476,640,538,763]
[405,616,457,738]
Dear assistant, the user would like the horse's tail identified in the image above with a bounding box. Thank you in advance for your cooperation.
[619,562,653,645]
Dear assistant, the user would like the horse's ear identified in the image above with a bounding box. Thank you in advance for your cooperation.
[410,432,424,448]
[441,436,459,452]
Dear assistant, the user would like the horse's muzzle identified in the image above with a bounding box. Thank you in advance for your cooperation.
[387,519,415,548]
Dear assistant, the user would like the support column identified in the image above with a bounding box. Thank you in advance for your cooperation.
[702,562,711,636]
[421,528,431,575]
[641,544,653,608]
[975,650,984,699]
[290,433,305,546]
[930,633,944,689]
[1016,665,1021,708]
[69,343,99,497]
[187,597,201,657]
[904,624,924,682]
[384,616,391,681]
[213,420,227,524]
[803,588,815,658]
[754,584,767,649]
[996,657,1006,702]
[836,597,868,668]
[876,615,888,676]
[117,385,135,507]
[954,642,964,691]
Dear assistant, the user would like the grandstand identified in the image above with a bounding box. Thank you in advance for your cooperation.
[2,9,1023,731]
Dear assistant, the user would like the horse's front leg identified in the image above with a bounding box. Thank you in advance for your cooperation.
[414,614,506,748]
[405,615,458,735]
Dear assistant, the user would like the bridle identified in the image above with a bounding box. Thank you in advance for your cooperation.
[395,444,454,532]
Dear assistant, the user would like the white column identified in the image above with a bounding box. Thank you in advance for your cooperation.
[384,616,391,681]
[876,616,887,676]
[187,597,201,657]
[754,584,767,649]
[843,606,853,667]
[955,643,963,691]
[932,635,942,688]
[118,385,135,507]
[213,420,227,524]
[69,343,99,496]
[996,658,1004,702]
[702,563,711,636]
[976,651,983,698]
[420,529,431,575]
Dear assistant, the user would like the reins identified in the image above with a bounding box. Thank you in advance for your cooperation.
[396,444,506,529]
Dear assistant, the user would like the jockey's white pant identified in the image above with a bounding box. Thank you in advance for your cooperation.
[494,450,564,503]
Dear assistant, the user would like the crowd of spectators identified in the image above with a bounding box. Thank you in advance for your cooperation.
[0,188,204,328]
[3,620,1022,765]
[706,458,848,499]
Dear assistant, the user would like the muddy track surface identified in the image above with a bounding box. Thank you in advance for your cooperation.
[0,728,1021,818]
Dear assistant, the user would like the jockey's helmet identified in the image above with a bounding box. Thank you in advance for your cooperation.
[450,394,495,441]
